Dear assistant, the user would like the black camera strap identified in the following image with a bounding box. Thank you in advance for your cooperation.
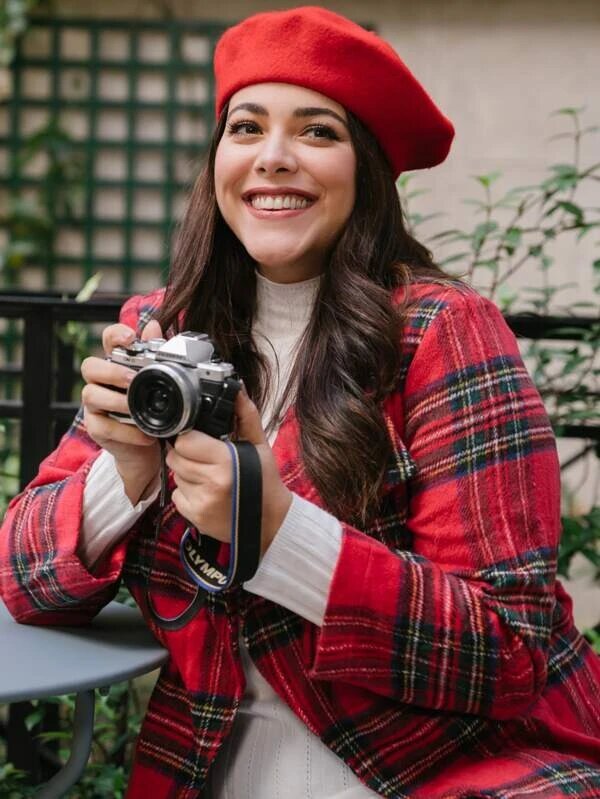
[144,439,263,631]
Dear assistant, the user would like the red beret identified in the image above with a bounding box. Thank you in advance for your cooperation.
[214,6,455,177]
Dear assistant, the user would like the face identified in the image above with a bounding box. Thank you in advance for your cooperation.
[214,82,356,283]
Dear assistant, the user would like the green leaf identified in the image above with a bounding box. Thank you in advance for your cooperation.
[557,200,585,223]
[576,223,600,242]
[461,198,487,209]
[409,211,444,228]
[471,220,498,250]
[35,730,71,743]
[497,286,518,312]
[426,228,470,243]
[473,171,502,189]
[24,707,45,731]
[438,252,471,267]
[405,189,430,200]
[501,226,522,254]
[550,106,586,117]
[562,356,587,376]
[541,164,580,191]
[75,272,103,302]
[471,259,498,269]
[395,173,416,189]
[550,326,591,338]
[549,163,579,176]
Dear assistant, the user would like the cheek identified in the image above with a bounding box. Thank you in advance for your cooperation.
[321,154,356,222]
[214,144,244,213]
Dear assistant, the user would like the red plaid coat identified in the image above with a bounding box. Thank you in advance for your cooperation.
[2,282,600,799]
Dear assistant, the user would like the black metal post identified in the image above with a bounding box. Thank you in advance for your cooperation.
[20,307,54,487]
[54,336,77,445]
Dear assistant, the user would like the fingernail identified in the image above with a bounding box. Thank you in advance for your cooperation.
[125,369,137,383]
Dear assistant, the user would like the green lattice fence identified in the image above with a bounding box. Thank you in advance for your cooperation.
[0,16,228,479]
[0,16,227,294]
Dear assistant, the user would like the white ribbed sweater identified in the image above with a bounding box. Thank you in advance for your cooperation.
[80,270,379,798]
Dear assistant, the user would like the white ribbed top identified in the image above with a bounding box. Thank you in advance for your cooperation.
[252,268,321,436]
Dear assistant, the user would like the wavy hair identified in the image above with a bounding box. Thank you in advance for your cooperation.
[157,103,449,526]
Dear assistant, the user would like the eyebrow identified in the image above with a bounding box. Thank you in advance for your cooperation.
[227,102,348,128]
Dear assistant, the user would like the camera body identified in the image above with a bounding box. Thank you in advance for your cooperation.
[109,332,240,439]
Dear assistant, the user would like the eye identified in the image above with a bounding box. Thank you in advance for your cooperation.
[303,124,340,141]
[226,120,261,136]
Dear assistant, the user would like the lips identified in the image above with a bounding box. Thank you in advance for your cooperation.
[241,186,318,202]
[251,195,313,211]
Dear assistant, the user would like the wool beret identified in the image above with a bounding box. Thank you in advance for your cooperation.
[214,6,455,177]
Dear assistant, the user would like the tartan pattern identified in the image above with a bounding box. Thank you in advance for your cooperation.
[2,282,600,798]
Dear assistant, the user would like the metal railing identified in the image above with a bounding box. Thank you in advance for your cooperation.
[0,290,597,490]
[0,291,123,487]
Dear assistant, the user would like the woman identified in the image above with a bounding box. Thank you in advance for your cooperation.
[2,7,600,798]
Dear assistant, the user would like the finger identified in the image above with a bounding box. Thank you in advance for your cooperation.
[171,485,199,525]
[174,429,229,463]
[171,473,198,494]
[81,383,131,415]
[167,449,220,484]
[234,388,267,445]
[102,324,136,356]
[81,356,137,390]
[141,319,164,341]
[83,407,157,447]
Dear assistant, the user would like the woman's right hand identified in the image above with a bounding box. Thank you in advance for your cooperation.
[81,319,164,504]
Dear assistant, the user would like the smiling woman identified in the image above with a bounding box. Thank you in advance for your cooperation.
[2,6,600,799]
[214,83,356,283]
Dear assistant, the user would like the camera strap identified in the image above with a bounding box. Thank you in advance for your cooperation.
[144,439,263,631]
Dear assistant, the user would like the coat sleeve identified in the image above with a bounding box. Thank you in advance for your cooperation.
[0,292,156,625]
[308,289,561,721]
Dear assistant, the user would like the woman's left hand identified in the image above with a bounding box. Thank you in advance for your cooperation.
[166,387,293,557]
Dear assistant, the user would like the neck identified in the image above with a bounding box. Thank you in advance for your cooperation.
[254,269,322,339]
[256,261,324,285]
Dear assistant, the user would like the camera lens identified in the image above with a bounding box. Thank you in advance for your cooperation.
[148,387,170,414]
[128,364,198,437]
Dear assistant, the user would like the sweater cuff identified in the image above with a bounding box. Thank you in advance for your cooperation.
[243,493,342,626]
[80,449,160,569]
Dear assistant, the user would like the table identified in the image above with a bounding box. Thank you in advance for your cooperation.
[0,600,168,798]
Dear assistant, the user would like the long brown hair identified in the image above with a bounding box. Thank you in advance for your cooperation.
[157,103,449,526]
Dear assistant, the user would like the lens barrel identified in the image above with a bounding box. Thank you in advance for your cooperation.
[128,363,200,437]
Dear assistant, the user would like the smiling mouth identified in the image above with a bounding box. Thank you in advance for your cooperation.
[244,194,317,212]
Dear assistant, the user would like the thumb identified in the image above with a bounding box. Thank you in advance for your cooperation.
[141,318,163,341]
[234,386,267,446]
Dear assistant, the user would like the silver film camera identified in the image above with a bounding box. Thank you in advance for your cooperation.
[109,332,241,439]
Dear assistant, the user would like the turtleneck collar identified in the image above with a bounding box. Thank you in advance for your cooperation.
[254,269,323,339]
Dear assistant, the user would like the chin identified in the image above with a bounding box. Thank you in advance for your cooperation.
[245,246,305,269]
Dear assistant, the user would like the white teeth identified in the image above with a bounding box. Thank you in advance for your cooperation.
[249,194,312,210]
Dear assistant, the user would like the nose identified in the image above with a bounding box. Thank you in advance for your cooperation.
[253,131,298,175]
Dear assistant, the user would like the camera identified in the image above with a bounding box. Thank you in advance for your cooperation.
[109,332,241,439]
